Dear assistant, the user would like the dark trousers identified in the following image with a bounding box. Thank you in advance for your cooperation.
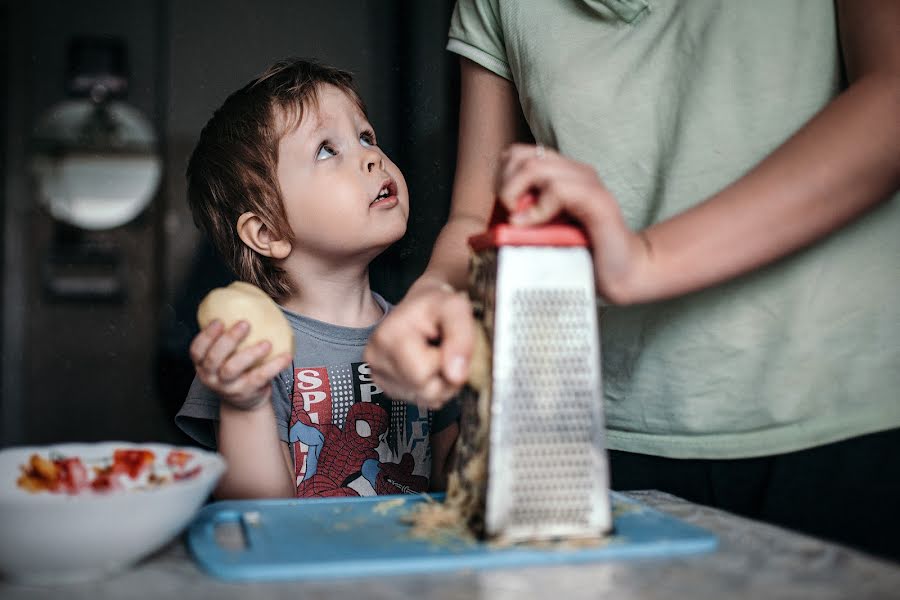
[609,428,900,562]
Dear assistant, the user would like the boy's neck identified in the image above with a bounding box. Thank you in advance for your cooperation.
[278,261,384,328]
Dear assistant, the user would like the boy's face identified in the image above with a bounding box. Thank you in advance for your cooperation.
[276,84,409,267]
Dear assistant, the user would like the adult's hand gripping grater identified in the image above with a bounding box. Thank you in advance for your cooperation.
[456,200,613,543]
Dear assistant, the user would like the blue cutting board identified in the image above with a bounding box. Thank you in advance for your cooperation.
[187,492,717,581]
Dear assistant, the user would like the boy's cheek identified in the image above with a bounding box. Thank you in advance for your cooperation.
[402,202,411,225]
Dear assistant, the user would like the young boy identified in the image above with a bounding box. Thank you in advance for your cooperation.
[175,58,459,499]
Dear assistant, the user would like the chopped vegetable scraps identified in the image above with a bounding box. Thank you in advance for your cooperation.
[16,448,203,494]
[112,449,155,479]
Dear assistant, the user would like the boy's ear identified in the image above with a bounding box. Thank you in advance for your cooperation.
[236,212,292,259]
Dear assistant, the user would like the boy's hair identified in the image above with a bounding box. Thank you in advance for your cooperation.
[187,58,367,299]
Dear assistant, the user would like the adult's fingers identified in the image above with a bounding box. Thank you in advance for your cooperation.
[498,143,556,188]
[498,159,568,225]
[436,291,476,387]
[414,375,459,410]
[365,297,445,401]
[365,288,472,406]
[395,291,474,408]
[384,340,445,402]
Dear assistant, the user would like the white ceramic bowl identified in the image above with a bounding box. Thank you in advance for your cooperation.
[0,441,225,584]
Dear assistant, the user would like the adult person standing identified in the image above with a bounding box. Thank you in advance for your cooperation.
[365,1,900,559]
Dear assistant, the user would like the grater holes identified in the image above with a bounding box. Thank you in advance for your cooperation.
[495,287,601,529]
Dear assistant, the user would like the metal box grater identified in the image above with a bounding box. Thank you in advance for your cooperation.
[459,212,613,543]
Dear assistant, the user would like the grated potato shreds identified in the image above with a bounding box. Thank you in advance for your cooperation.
[402,249,496,543]
[403,322,493,543]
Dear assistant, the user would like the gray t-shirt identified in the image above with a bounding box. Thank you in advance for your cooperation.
[175,292,459,497]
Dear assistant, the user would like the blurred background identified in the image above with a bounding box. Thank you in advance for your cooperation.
[1,0,460,447]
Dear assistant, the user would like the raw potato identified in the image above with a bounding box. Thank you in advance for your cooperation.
[197,281,293,364]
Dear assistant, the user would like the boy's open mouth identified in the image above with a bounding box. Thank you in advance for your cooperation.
[370,178,398,207]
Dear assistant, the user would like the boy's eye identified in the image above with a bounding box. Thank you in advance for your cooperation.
[316,143,336,161]
[359,130,376,147]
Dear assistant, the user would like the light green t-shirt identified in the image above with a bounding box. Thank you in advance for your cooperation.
[448,0,900,459]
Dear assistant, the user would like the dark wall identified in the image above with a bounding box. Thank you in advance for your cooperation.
[1,0,459,447]
[3,0,166,447]
[0,2,7,414]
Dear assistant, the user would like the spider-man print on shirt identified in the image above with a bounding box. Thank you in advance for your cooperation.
[287,362,431,497]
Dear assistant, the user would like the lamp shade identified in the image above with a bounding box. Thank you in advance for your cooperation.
[31,99,161,231]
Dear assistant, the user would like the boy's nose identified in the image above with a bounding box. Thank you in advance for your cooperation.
[363,148,383,173]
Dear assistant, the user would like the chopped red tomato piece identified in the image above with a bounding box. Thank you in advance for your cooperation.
[173,465,202,481]
[56,457,89,494]
[90,467,122,492]
[166,449,193,468]
[112,449,155,479]
[18,447,200,495]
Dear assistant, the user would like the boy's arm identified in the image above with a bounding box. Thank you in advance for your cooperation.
[365,58,524,408]
[190,318,295,499]
[214,403,295,499]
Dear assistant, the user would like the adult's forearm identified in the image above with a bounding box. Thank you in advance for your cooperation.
[629,73,900,304]
[412,214,487,293]
[215,402,295,499]
[407,59,523,297]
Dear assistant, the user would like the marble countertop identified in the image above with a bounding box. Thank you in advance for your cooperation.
[4,490,899,600]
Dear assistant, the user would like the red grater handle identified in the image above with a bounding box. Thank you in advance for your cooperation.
[469,193,589,251]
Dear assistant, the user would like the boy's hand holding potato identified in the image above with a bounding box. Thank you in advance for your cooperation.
[190,282,294,411]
